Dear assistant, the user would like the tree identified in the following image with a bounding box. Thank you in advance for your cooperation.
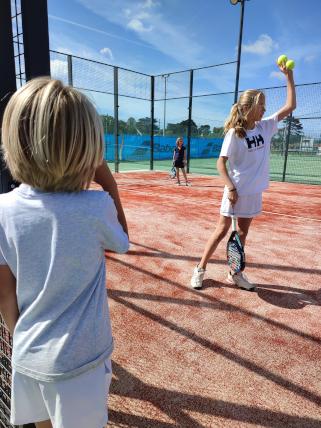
[118,120,127,135]
[212,127,224,138]
[282,116,304,151]
[166,123,183,135]
[136,117,160,135]
[180,119,198,136]
[282,116,303,136]
[199,125,211,137]
[126,117,138,135]
[101,115,114,134]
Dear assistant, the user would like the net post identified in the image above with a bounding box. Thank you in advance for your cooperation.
[113,66,119,173]
[282,113,292,182]
[187,69,194,173]
[67,54,73,86]
[150,76,155,171]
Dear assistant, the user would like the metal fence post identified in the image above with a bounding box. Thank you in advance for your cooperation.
[282,113,292,182]
[67,55,73,86]
[150,75,155,170]
[0,0,17,195]
[21,0,50,80]
[114,66,119,173]
[187,69,194,173]
[233,0,245,104]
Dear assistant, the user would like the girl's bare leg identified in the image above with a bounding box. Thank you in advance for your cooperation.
[237,217,253,246]
[182,168,188,183]
[199,215,231,269]
[176,168,180,184]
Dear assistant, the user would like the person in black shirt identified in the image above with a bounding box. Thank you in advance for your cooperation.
[172,137,190,186]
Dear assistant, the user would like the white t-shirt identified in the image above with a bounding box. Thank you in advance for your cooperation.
[0,185,129,381]
[220,114,278,195]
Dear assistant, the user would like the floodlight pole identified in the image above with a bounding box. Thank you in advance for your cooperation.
[232,0,246,104]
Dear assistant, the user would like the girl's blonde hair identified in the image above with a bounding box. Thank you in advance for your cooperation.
[224,89,264,138]
[1,77,104,192]
[176,137,183,146]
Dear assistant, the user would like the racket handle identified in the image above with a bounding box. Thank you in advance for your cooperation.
[232,215,237,231]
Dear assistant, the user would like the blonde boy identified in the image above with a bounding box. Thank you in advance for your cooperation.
[0,77,129,428]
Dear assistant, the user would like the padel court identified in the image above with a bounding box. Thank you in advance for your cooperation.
[103,171,321,427]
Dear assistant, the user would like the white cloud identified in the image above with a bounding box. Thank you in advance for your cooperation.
[76,0,204,66]
[100,47,113,60]
[269,71,284,80]
[49,32,145,73]
[49,14,155,50]
[50,59,69,83]
[304,55,316,63]
[127,19,153,33]
[243,34,278,55]
[140,0,159,9]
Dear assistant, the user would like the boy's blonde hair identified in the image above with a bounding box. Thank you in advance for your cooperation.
[1,77,104,192]
[224,89,264,138]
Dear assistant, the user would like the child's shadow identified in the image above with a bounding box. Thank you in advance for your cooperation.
[202,278,225,290]
[256,284,321,309]
[202,279,321,310]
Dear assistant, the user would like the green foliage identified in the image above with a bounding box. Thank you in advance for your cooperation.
[101,114,223,138]
[101,115,159,135]
[282,116,304,136]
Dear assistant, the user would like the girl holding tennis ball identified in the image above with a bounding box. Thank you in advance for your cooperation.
[191,60,296,291]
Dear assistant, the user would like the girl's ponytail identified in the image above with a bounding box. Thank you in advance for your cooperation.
[224,103,247,138]
[224,89,264,138]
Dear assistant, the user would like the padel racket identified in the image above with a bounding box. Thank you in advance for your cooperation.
[226,216,245,273]
[169,165,176,179]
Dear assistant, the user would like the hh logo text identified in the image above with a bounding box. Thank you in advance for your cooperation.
[245,134,265,150]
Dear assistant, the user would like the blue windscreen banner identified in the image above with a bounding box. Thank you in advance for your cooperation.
[104,134,224,161]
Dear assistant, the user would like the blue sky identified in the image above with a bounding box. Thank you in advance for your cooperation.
[48,0,321,128]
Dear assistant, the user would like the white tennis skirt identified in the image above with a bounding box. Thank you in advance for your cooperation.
[220,188,262,218]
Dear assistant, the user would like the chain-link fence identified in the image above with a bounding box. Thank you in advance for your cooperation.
[0,318,13,428]
[1,4,21,426]
[51,50,152,172]
[50,50,321,185]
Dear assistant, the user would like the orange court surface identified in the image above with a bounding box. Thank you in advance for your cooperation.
[97,171,321,427]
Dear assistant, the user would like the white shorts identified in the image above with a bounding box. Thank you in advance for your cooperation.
[10,358,112,428]
[220,188,262,218]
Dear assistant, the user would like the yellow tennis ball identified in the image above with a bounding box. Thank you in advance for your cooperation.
[286,59,295,70]
[277,54,288,65]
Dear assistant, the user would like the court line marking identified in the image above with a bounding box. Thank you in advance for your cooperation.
[120,187,321,222]
[262,210,321,222]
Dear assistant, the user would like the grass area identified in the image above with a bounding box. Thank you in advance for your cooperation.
[107,153,321,185]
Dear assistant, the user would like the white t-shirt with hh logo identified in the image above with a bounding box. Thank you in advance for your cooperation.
[220,114,278,196]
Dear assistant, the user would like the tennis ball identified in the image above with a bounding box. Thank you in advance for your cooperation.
[286,59,295,70]
[277,54,288,66]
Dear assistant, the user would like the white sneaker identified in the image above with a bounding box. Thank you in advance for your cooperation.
[191,266,205,289]
[227,271,255,291]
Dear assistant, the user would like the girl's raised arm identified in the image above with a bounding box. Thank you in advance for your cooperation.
[276,66,296,122]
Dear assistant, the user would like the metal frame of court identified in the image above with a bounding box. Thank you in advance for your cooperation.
[50,49,321,184]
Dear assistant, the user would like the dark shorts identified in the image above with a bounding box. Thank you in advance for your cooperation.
[174,160,185,168]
